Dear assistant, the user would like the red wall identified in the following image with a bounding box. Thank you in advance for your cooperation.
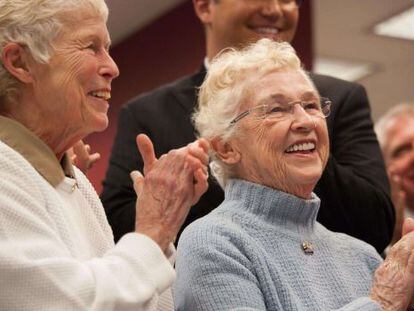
[86,0,313,193]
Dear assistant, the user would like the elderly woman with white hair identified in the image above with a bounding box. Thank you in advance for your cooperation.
[0,0,209,310]
[174,39,414,311]
[376,104,414,245]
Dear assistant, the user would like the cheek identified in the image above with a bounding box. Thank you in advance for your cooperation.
[288,11,298,25]
[282,11,298,38]
[317,122,330,166]
[55,55,91,98]
[54,67,91,123]
[393,156,413,173]
[256,126,287,171]
[320,143,330,167]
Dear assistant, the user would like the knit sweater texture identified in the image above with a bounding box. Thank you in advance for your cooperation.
[174,179,383,310]
[0,140,174,310]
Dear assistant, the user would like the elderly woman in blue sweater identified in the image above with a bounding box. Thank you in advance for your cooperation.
[173,39,414,311]
[0,0,209,309]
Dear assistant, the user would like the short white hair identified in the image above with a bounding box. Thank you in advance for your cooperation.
[375,103,414,149]
[0,0,108,102]
[193,38,314,186]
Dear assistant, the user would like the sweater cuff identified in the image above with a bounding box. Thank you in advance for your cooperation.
[337,297,381,310]
[116,233,176,293]
[165,243,176,266]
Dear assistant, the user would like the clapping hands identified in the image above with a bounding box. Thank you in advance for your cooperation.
[131,134,209,253]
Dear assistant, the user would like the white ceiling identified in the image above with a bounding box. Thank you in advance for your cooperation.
[106,0,414,121]
[314,0,414,120]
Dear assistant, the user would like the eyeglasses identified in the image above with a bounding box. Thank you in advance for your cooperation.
[229,97,332,126]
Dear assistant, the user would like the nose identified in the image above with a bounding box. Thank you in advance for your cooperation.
[290,104,315,132]
[99,50,120,80]
[261,0,283,18]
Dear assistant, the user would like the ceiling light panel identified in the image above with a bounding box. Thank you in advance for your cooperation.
[374,6,414,41]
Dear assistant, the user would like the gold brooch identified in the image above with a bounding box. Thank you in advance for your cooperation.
[302,241,314,255]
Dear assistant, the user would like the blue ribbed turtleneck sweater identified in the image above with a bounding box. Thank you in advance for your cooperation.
[174,179,383,310]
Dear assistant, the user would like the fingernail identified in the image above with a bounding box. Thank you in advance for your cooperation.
[130,170,143,179]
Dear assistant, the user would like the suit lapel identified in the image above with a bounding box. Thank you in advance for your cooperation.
[173,66,207,114]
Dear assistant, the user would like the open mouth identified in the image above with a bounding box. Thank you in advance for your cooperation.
[248,26,282,39]
[285,141,316,154]
[252,27,279,36]
[89,90,111,101]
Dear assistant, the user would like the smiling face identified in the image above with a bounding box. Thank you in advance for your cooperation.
[28,10,119,146]
[384,115,414,209]
[227,69,329,198]
[199,0,299,59]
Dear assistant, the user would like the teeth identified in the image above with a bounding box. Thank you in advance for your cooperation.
[255,27,279,35]
[90,91,111,100]
[286,142,315,153]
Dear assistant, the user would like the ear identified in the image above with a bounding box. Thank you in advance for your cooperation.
[1,43,34,84]
[193,0,215,24]
[211,137,241,165]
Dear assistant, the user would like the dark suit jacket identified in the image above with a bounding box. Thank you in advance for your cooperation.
[101,69,395,253]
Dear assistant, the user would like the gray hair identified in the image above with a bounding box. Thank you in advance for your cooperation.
[375,103,414,149]
[193,38,313,186]
[0,0,108,102]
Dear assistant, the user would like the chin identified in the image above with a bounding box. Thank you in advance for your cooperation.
[289,163,322,181]
[294,171,322,189]
[298,176,320,188]
[89,116,109,133]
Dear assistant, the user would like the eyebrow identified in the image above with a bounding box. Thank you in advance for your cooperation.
[258,94,286,105]
[81,34,112,49]
[301,91,319,100]
[259,91,318,105]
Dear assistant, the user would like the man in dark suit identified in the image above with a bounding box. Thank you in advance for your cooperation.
[102,0,394,253]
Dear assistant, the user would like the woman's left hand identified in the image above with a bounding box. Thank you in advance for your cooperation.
[68,140,100,174]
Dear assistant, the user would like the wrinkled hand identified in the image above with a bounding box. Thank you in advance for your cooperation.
[68,140,101,174]
[371,218,414,310]
[404,219,414,311]
[130,134,209,253]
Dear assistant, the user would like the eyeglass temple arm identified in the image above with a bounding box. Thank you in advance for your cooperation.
[230,110,252,125]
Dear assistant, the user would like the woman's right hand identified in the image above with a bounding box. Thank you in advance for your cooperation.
[370,218,414,310]
[131,134,209,253]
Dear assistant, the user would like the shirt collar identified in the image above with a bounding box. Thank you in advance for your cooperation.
[0,116,74,187]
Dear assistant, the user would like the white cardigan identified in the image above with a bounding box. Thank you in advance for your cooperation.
[0,140,175,310]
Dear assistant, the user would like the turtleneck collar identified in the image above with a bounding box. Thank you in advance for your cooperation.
[224,179,320,235]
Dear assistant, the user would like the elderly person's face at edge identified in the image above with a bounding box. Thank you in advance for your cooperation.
[383,115,414,208]
[2,9,119,159]
[213,68,329,199]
